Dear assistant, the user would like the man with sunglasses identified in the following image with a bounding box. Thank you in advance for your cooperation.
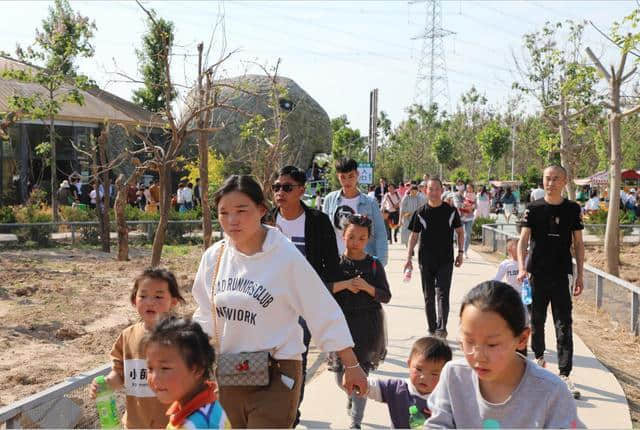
[323,158,388,266]
[269,165,343,427]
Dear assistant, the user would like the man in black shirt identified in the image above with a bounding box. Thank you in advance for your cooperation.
[517,165,584,399]
[405,178,464,338]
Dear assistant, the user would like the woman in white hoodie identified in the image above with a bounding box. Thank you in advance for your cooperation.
[192,175,368,428]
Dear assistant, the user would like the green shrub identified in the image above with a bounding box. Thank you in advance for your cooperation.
[0,206,16,223]
[14,205,54,246]
[59,206,97,222]
[584,208,635,225]
[122,205,159,221]
[0,206,16,234]
[472,216,495,240]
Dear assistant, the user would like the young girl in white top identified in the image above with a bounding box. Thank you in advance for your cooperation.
[426,281,583,429]
[191,174,368,428]
[89,269,186,429]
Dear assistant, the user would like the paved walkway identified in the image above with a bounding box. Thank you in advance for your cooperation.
[299,244,632,429]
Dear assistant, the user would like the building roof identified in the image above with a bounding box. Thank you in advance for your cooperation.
[0,56,164,127]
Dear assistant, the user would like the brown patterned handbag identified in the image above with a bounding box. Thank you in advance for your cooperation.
[210,242,271,387]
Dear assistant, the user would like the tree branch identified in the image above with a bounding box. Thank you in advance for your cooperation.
[567,105,590,119]
[621,66,637,83]
[622,104,640,117]
[617,50,628,82]
[585,47,611,81]
[589,20,640,59]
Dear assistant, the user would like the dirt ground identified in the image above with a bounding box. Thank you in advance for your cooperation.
[584,243,640,285]
[0,243,322,415]
[0,245,204,407]
[476,244,640,427]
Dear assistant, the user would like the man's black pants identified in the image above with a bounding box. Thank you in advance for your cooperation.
[420,262,454,334]
[293,317,312,427]
[530,274,573,376]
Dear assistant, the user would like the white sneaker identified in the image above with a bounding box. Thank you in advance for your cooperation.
[560,375,581,399]
[536,357,546,368]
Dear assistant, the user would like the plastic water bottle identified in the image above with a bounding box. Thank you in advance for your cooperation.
[403,268,413,283]
[95,375,120,429]
[409,405,426,429]
[521,278,532,305]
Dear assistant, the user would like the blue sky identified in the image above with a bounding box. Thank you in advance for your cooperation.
[1,1,637,132]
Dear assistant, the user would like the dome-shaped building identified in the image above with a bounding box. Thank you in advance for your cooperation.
[187,74,331,171]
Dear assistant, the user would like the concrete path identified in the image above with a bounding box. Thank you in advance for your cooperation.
[299,244,632,429]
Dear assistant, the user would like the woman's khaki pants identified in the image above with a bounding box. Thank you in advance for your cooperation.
[218,359,302,428]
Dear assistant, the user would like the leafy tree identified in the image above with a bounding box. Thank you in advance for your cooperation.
[387,103,443,180]
[132,12,176,112]
[183,149,226,200]
[513,20,599,199]
[449,167,471,184]
[453,86,490,179]
[432,130,454,177]
[1,0,95,220]
[477,121,510,180]
[331,115,365,161]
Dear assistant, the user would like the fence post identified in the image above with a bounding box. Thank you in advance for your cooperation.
[595,275,603,311]
[492,229,497,252]
[632,291,639,336]
[70,224,76,245]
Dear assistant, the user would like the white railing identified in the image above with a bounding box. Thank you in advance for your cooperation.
[482,223,640,336]
[0,364,120,429]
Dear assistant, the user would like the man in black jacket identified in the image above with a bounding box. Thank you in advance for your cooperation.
[270,165,342,427]
[374,177,388,205]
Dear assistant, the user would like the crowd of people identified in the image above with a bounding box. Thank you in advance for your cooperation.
[87,160,587,429]
[53,172,208,215]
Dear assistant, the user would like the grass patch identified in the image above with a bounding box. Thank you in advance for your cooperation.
[162,244,198,257]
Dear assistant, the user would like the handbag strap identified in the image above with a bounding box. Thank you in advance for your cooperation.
[210,242,225,350]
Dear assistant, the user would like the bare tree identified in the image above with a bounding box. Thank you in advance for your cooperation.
[119,1,242,266]
[513,21,599,199]
[73,124,150,258]
[585,46,640,276]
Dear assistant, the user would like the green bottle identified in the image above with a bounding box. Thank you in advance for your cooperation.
[95,375,120,429]
[409,405,426,429]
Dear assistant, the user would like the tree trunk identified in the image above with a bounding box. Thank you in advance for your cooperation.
[98,131,110,253]
[605,92,622,276]
[197,51,213,250]
[50,114,58,222]
[151,166,171,267]
[558,100,575,200]
[92,145,104,250]
[198,133,212,249]
[114,174,129,261]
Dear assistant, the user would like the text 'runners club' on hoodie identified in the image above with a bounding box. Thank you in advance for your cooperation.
[192,226,355,360]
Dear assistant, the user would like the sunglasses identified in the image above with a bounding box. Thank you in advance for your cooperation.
[271,183,302,192]
[348,214,372,227]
